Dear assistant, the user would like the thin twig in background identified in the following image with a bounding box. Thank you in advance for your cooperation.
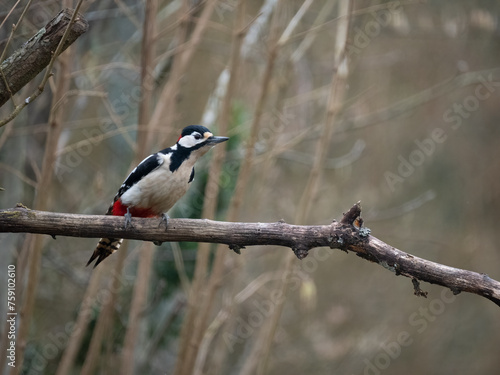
[0,0,33,108]
[174,1,247,373]
[137,295,186,373]
[0,121,14,150]
[178,0,218,69]
[0,185,29,372]
[120,3,159,372]
[68,2,161,373]
[233,0,320,371]
[120,242,154,375]
[80,245,129,375]
[136,0,158,156]
[146,0,217,150]
[256,1,352,373]
[192,1,318,372]
[192,307,231,375]
[0,0,23,30]
[290,1,336,63]
[101,95,137,149]
[55,268,103,375]
[182,1,286,372]
[10,3,76,369]
[171,241,191,294]
[113,0,142,29]
[238,61,291,375]
[0,162,37,187]
[338,67,500,132]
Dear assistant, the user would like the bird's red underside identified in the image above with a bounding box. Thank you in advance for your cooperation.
[112,199,158,218]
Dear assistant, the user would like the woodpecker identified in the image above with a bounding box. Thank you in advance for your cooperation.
[86,125,228,268]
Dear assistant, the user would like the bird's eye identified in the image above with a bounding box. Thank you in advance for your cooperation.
[193,133,202,140]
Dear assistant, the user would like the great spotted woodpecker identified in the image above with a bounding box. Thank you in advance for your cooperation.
[86,125,228,267]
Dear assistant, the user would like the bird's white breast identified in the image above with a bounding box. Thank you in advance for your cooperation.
[120,153,193,214]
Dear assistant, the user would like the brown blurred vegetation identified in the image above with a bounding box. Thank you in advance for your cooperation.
[1,1,500,374]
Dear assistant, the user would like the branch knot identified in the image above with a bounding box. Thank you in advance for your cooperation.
[292,245,309,260]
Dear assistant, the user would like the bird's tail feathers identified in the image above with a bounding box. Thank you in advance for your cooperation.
[86,238,123,268]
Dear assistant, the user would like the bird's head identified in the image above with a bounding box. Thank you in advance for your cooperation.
[176,125,228,151]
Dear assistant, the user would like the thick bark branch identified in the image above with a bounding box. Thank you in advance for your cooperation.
[1,204,499,307]
[0,8,89,107]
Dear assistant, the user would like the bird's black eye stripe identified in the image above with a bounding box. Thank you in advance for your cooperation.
[193,133,202,140]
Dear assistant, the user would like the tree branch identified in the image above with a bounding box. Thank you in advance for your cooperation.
[0,8,89,108]
[1,204,499,307]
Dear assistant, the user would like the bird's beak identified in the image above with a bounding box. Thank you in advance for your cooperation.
[206,136,229,145]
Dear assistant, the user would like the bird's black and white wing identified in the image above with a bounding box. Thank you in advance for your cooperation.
[116,152,168,199]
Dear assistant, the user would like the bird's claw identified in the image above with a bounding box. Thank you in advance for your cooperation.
[124,207,133,229]
[159,213,169,231]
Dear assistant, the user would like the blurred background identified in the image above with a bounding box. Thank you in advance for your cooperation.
[1,0,499,374]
